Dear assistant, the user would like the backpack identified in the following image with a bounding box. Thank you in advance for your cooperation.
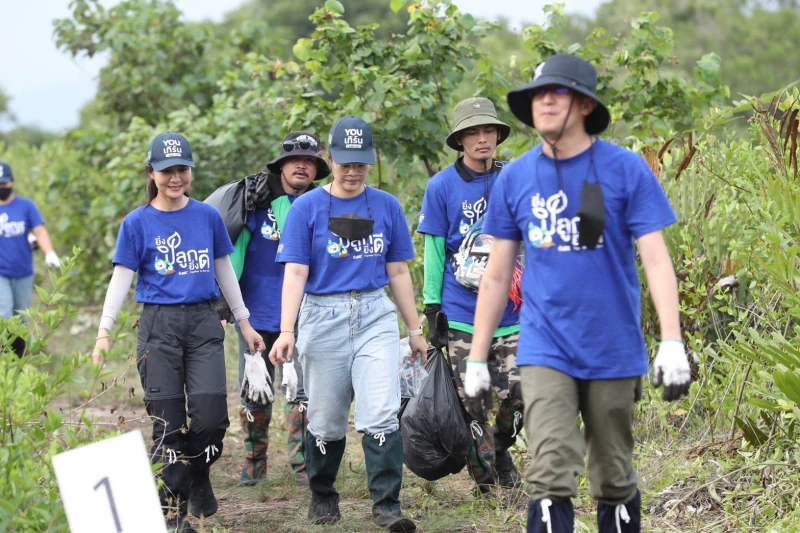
[450,215,493,293]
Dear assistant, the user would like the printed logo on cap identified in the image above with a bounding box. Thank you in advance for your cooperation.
[0,166,4,177]
[163,138,184,159]
[473,102,481,109]
[343,128,364,150]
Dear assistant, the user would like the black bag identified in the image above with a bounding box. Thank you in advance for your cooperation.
[400,347,471,481]
[204,172,270,243]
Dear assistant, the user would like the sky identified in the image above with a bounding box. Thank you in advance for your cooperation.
[0,0,604,132]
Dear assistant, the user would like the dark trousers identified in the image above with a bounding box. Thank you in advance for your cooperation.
[136,302,229,516]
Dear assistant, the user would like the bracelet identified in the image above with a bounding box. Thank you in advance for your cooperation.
[660,339,684,345]
[466,360,488,365]
[280,330,295,335]
[408,327,424,337]
[96,335,110,340]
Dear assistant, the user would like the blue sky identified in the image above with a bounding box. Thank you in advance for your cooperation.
[0,0,603,132]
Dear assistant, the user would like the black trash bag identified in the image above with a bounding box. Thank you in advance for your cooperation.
[400,347,471,481]
[204,172,270,243]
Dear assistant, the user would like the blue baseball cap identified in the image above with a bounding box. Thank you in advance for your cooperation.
[0,161,13,183]
[147,132,196,171]
[328,116,375,165]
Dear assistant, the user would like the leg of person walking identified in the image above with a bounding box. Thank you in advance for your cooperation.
[489,333,523,488]
[520,366,583,533]
[285,355,309,487]
[184,304,229,519]
[580,377,641,533]
[297,296,353,524]
[352,292,415,532]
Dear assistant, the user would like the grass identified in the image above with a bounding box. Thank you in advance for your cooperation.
[44,307,800,532]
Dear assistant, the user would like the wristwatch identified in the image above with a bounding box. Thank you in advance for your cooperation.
[408,326,424,337]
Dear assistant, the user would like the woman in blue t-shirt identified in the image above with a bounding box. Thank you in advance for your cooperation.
[270,116,427,532]
[91,133,264,533]
[0,161,62,357]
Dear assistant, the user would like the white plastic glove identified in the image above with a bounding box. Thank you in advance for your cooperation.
[463,360,492,423]
[240,350,274,405]
[651,340,692,401]
[45,251,61,269]
[282,360,298,403]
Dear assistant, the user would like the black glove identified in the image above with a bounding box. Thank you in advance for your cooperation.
[424,304,449,349]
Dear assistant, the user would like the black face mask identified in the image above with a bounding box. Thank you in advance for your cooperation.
[328,185,374,242]
[0,187,12,201]
[577,180,605,249]
[329,212,374,241]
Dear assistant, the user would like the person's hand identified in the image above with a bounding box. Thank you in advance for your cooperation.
[463,360,492,423]
[651,340,692,401]
[424,304,449,349]
[241,350,274,405]
[409,335,428,366]
[45,251,61,269]
[269,331,295,365]
[220,319,227,330]
[92,335,109,366]
[240,322,264,353]
[282,361,299,402]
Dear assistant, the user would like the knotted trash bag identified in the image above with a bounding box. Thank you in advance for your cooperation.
[204,172,270,243]
[400,347,471,481]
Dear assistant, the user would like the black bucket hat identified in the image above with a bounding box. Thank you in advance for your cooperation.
[266,131,331,180]
[507,54,610,135]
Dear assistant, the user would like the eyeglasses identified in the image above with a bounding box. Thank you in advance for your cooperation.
[282,139,316,152]
[336,163,369,176]
[531,86,572,98]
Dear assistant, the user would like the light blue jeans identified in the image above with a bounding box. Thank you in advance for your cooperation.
[297,289,401,441]
[0,274,34,321]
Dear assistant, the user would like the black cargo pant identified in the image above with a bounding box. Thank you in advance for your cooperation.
[136,302,229,518]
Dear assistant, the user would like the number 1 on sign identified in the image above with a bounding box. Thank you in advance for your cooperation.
[94,476,123,532]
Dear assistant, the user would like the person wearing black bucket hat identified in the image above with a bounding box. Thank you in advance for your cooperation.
[463,55,691,533]
[270,116,425,532]
[222,131,329,489]
[92,132,264,532]
[418,97,524,496]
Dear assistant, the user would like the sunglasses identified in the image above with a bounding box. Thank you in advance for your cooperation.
[282,139,317,152]
[531,86,572,98]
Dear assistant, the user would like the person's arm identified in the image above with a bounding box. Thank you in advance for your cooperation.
[30,225,54,254]
[215,256,264,352]
[93,265,135,364]
[269,263,309,364]
[387,261,428,363]
[422,234,445,305]
[468,238,520,362]
[637,231,681,341]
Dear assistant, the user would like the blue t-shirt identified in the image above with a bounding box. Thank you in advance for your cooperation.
[276,186,416,295]
[0,197,45,278]
[484,140,678,379]
[239,199,295,331]
[418,163,520,326]
[113,199,235,305]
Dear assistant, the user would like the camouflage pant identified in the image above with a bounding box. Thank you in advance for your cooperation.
[285,400,308,475]
[448,330,523,488]
[240,403,272,483]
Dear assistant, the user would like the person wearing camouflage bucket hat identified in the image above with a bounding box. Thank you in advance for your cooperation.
[221,130,327,489]
[417,98,524,496]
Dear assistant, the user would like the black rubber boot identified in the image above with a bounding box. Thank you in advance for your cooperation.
[166,516,197,533]
[306,433,345,524]
[597,490,641,533]
[362,431,416,532]
[189,467,217,518]
[494,448,522,488]
[526,498,574,533]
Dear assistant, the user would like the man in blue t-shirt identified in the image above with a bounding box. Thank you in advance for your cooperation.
[418,98,523,494]
[463,55,693,533]
[220,132,330,488]
[0,161,62,357]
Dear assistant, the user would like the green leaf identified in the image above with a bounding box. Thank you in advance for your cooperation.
[292,38,313,62]
[324,0,344,15]
[390,0,405,13]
